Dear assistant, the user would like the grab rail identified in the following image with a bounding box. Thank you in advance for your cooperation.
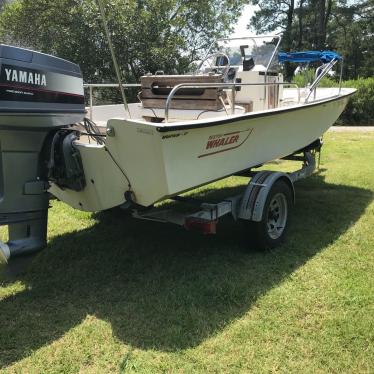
[305,57,343,103]
[83,83,141,120]
[164,82,300,123]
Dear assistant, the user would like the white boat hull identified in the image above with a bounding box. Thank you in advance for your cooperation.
[50,88,355,211]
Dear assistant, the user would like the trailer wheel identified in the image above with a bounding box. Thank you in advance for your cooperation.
[249,180,292,250]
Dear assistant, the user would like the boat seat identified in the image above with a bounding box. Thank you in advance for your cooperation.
[140,74,225,111]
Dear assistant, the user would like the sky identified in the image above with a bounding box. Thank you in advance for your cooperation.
[230,4,259,38]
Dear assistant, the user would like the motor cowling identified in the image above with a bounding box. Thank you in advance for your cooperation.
[0,45,86,261]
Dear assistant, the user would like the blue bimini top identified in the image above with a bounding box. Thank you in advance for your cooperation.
[278,51,342,64]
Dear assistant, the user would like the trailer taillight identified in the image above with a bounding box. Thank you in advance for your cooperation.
[184,218,217,234]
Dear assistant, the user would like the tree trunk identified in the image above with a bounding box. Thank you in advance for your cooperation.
[284,0,295,51]
[317,0,326,48]
[283,0,295,79]
[316,0,333,49]
[298,0,305,49]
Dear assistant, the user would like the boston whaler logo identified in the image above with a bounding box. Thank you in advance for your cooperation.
[198,128,253,158]
[206,133,240,149]
[3,67,47,87]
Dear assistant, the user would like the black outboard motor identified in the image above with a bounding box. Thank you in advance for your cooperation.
[0,44,85,262]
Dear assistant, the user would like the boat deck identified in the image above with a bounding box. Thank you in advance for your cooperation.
[85,87,347,129]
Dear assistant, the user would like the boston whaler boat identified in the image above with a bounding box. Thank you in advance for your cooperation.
[0,34,356,262]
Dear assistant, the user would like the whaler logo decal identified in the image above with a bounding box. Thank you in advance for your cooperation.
[199,128,253,158]
[206,134,240,149]
[4,68,47,86]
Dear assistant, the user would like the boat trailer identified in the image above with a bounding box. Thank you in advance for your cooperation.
[130,149,318,249]
[0,42,324,262]
[1,148,318,263]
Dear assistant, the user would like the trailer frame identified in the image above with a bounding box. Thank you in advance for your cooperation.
[130,147,318,248]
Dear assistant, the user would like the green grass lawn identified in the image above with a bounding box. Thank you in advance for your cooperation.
[1,131,373,373]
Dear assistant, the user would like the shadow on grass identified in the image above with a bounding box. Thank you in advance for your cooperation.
[0,176,372,367]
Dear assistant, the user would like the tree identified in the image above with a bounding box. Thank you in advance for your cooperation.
[250,0,295,52]
[249,0,297,77]
[329,0,374,78]
[0,0,246,84]
[248,0,374,79]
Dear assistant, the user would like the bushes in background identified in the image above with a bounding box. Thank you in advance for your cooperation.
[339,78,374,125]
[292,75,374,125]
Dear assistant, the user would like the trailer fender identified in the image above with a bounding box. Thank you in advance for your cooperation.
[238,171,295,222]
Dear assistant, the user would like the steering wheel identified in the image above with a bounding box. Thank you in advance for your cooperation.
[199,52,231,80]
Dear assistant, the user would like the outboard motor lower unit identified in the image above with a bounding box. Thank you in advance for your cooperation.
[0,45,85,260]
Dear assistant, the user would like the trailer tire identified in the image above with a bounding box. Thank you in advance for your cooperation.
[249,179,292,250]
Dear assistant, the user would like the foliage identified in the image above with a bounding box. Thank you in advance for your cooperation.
[292,73,374,124]
[291,68,319,87]
[328,0,374,79]
[0,0,245,84]
[258,0,374,124]
[250,0,374,80]
[338,77,374,124]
